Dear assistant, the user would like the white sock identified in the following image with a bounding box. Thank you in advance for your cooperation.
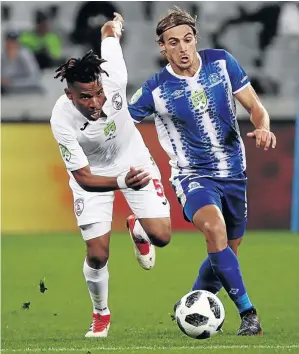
[83,259,110,315]
[133,219,151,243]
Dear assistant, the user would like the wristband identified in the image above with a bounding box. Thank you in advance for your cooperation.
[117,175,127,189]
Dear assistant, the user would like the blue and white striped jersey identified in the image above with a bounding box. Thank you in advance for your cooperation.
[128,49,250,178]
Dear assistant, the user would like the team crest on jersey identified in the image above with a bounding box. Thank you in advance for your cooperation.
[209,73,222,85]
[191,90,207,110]
[104,120,117,141]
[130,88,142,104]
[74,198,84,216]
[112,92,123,110]
[59,144,71,162]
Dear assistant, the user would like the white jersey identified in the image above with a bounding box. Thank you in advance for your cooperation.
[50,37,151,187]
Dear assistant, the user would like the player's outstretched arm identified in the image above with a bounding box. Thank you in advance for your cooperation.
[101,12,124,41]
[235,85,276,151]
[72,166,151,192]
[100,13,127,95]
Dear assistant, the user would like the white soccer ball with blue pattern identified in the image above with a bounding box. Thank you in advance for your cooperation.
[175,290,225,339]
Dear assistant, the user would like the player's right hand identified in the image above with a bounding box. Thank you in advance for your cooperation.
[125,167,152,190]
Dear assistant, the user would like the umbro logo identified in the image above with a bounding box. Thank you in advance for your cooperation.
[188,181,204,192]
[171,90,185,99]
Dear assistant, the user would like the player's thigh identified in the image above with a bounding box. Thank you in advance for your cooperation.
[122,164,170,219]
[222,174,247,241]
[172,175,227,250]
[171,175,222,224]
[72,187,114,232]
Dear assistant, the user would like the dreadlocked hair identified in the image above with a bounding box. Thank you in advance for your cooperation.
[54,50,109,84]
[156,6,198,43]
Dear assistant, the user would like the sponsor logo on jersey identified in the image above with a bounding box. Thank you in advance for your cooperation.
[74,198,84,216]
[171,89,185,99]
[188,181,204,192]
[191,90,207,110]
[59,144,71,162]
[104,120,117,141]
[80,122,89,131]
[130,87,142,104]
[112,92,123,110]
[208,73,222,88]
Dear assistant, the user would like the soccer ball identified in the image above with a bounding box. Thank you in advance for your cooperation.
[174,290,225,339]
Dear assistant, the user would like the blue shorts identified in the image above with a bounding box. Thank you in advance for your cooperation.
[171,172,247,240]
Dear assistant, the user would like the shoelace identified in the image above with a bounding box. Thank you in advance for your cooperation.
[240,314,258,330]
[92,315,110,332]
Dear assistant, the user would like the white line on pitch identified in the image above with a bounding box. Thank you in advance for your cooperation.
[1,344,299,352]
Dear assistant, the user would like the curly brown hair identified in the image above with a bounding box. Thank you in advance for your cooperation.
[156,6,198,43]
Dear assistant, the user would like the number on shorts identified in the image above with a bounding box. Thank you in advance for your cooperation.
[153,179,164,197]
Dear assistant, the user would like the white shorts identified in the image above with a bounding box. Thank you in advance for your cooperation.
[71,164,170,240]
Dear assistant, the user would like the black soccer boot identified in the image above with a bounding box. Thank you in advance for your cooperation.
[237,307,262,336]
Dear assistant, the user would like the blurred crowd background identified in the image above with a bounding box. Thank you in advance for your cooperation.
[2,1,299,117]
[2,1,299,233]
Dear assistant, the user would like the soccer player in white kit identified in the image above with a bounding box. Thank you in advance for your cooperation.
[50,13,171,338]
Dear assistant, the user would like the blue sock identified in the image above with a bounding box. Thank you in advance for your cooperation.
[192,257,222,294]
[209,247,253,314]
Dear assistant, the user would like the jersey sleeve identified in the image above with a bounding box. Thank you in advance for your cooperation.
[128,84,155,123]
[225,51,250,94]
[50,121,89,172]
[101,37,127,96]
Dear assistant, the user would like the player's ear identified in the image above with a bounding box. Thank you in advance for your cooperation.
[159,42,166,56]
[65,88,73,101]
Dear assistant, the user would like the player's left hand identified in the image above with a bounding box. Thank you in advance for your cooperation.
[247,128,276,151]
[112,12,124,38]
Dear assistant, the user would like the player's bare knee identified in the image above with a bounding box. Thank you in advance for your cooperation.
[140,218,171,247]
[148,227,171,247]
[85,235,110,269]
[228,238,242,255]
[86,249,109,269]
[202,221,227,251]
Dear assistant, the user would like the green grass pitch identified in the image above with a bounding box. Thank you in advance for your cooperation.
[2,231,299,354]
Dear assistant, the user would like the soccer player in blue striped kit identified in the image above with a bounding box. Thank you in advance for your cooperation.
[129,7,276,335]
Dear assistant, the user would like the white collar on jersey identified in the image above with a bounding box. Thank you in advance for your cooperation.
[166,52,202,79]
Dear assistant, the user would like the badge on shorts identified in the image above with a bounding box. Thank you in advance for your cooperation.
[59,144,71,162]
[74,198,84,216]
[112,92,123,110]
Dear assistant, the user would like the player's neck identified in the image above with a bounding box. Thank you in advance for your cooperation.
[171,55,201,77]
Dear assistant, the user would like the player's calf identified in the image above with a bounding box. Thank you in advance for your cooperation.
[82,229,111,338]
[139,217,171,247]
